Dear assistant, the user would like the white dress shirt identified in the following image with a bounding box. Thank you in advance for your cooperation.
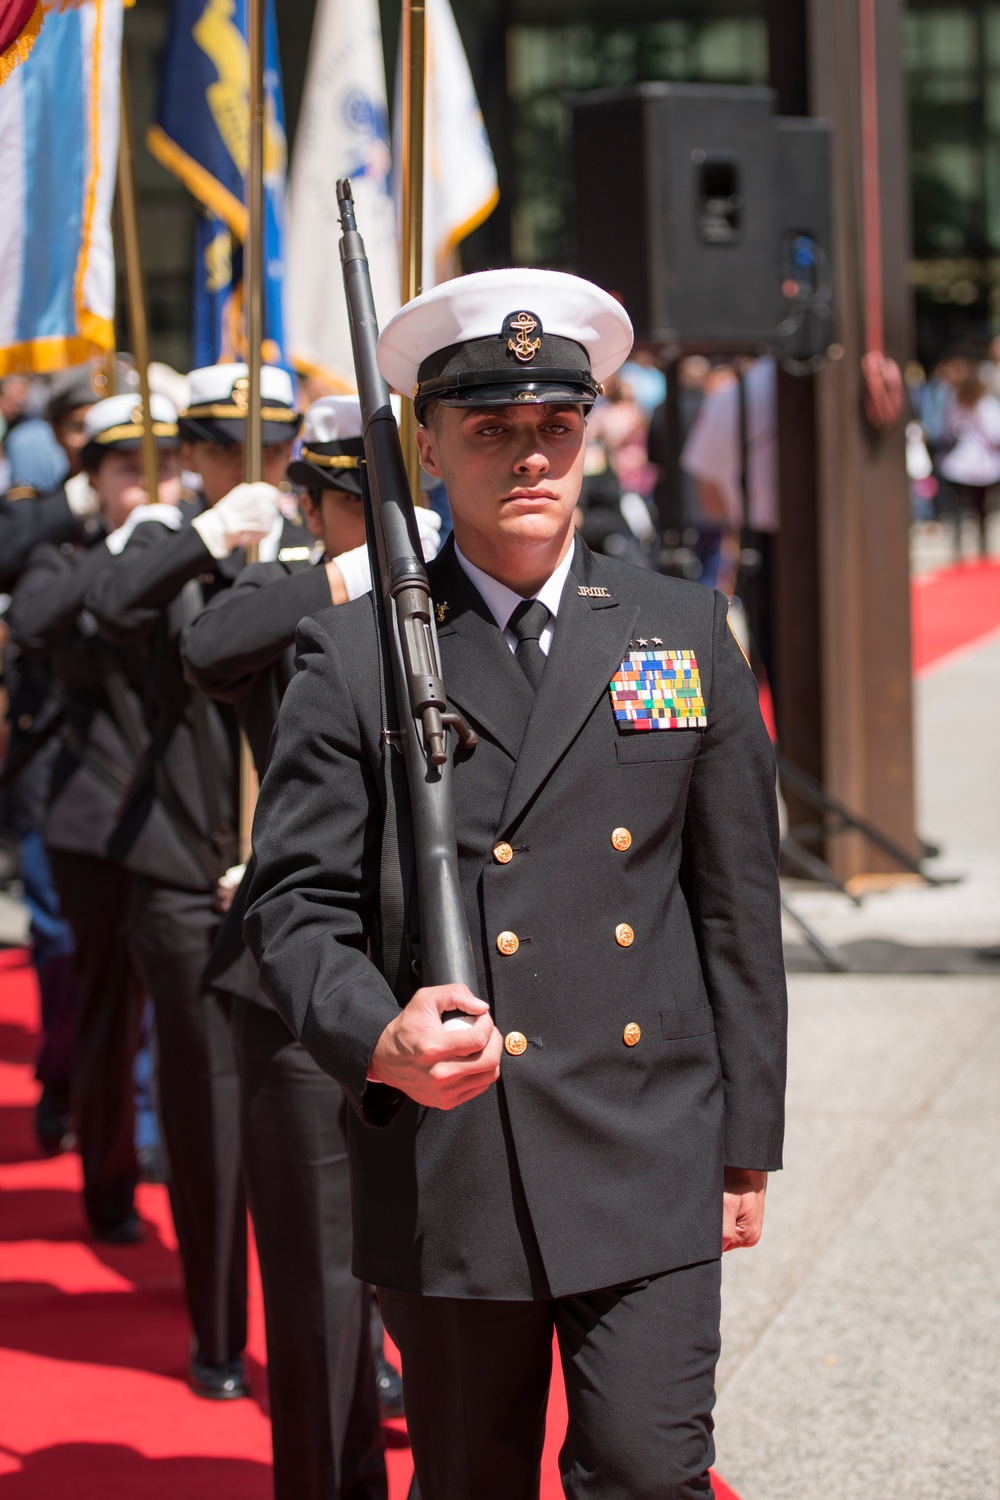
[454,540,575,657]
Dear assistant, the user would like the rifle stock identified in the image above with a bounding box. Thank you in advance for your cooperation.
[337,178,479,994]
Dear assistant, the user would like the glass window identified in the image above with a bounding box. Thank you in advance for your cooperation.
[506,17,769,266]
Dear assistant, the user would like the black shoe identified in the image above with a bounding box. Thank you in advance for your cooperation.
[91,1212,145,1246]
[136,1145,165,1184]
[187,1347,250,1401]
[375,1346,405,1419]
[35,1083,75,1154]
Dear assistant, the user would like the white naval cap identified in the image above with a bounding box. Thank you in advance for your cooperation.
[180,362,300,445]
[301,395,363,445]
[377,268,634,423]
[287,395,365,496]
[185,361,295,411]
[82,392,179,448]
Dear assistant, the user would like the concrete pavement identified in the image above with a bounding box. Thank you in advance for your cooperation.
[715,628,1000,1496]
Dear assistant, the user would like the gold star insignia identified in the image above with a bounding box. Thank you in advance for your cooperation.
[436,601,450,623]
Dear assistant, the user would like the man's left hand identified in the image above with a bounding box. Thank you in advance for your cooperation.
[722,1167,768,1251]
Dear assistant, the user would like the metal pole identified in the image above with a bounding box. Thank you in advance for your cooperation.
[399,0,426,506]
[238,0,266,863]
[116,61,158,503]
[244,0,265,489]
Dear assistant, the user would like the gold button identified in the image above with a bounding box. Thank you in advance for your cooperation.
[611,827,632,851]
[623,1022,642,1047]
[505,1030,528,1056]
[496,930,519,956]
[615,923,634,948]
[17,713,33,731]
[493,841,513,865]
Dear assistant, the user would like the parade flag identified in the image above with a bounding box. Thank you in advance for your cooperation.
[285,0,397,391]
[147,0,288,366]
[0,0,44,85]
[394,0,499,290]
[0,0,123,375]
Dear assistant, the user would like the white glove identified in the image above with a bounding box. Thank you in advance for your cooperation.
[334,507,444,603]
[65,470,99,519]
[105,503,183,555]
[216,863,246,914]
[192,482,280,560]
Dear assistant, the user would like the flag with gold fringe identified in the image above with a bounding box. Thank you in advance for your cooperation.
[0,0,123,374]
[147,0,288,366]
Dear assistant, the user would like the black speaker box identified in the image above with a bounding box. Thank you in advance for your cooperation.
[772,117,835,362]
[572,83,780,350]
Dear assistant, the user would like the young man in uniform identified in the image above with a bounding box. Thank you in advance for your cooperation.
[86,363,301,1399]
[246,272,787,1498]
[9,394,182,1242]
[182,395,437,1497]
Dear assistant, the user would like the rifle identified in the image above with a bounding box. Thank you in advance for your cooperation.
[337,178,479,996]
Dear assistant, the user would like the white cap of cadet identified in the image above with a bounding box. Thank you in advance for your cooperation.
[180,362,301,446]
[82,392,179,449]
[301,395,363,445]
[376,267,634,424]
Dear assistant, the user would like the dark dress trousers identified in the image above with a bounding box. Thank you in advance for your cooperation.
[84,511,302,1365]
[245,536,786,1497]
[182,553,387,1500]
[8,531,149,1230]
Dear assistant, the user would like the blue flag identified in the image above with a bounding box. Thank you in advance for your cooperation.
[147,0,287,367]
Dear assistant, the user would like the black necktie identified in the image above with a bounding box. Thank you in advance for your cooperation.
[506,598,550,691]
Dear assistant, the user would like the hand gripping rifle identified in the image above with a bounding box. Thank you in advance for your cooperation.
[337,178,479,997]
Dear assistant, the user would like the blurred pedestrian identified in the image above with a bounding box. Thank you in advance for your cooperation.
[937,355,1000,560]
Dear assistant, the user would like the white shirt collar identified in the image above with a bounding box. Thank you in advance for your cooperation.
[453,538,575,635]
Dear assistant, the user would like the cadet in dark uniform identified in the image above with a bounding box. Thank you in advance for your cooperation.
[8,393,182,1241]
[246,270,787,1500]
[183,395,439,1499]
[86,363,302,1399]
[0,367,110,1154]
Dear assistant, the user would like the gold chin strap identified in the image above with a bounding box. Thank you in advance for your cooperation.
[181,403,299,422]
[96,422,178,444]
[300,447,361,469]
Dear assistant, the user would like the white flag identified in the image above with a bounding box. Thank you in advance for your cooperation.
[395,0,499,292]
[286,0,398,391]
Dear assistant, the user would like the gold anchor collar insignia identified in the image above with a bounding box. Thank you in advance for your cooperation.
[436,601,450,623]
[504,310,542,364]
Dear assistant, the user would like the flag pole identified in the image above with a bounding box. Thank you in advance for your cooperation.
[116,58,158,504]
[238,0,266,863]
[399,0,426,506]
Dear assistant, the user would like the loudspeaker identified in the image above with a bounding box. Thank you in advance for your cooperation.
[572,83,779,349]
[772,117,835,365]
[572,84,834,356]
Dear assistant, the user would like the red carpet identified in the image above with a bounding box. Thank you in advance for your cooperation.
[0,947,742,1498]
[912,558,1000,675]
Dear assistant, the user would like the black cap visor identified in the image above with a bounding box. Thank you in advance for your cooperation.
[178,413,302,448]
[286,458,363,497]
[82,432,179,471]
[419,377,599,425]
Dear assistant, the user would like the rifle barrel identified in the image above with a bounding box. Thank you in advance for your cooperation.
[337,179,478,994]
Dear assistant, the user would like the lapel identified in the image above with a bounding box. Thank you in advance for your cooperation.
[498,537,638,831]
[430,539,535,761]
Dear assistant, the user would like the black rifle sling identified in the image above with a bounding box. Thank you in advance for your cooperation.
[370,587,417,1004]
